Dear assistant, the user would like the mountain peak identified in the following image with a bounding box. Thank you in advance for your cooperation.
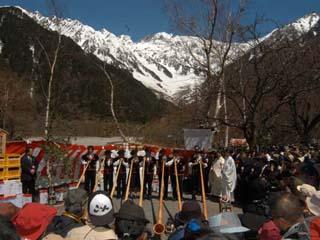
[142,32,174,42]
[290,12,320,33]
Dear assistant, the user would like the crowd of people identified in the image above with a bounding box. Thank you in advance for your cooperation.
[3,144,320,239]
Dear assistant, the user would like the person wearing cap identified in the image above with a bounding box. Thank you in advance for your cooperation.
[297,184,320,239]
[12,203,57,240]
[189,146,207,200]
[67,190,117,239]
[82,146,100,194]
[143,148,156,199]
[114,149,129,199]
[163,152,178,200]
[45,189,88,238]
[114,200,150,240]
[129,149,141,194]
[156,148,168,199]
[104,150,114,194]
[21,147,37,200]
[173,200,205,228]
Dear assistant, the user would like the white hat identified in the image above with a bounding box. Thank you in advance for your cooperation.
[111,150,118,159]
[306,191,320,216]
[124,149,132,159]
[137,150,146,157]
[88,191,114,226]
[297,184,317,197]
[209,212,250,234]
[297,185,320,217]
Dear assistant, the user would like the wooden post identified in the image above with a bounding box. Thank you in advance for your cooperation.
[0,129,8,155]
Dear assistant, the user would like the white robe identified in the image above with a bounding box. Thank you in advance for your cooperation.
[209,156,225,197]
[221,156,237,201]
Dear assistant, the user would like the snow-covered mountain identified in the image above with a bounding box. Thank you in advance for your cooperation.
[3,6,320,97]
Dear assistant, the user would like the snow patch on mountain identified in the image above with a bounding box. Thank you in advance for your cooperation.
[290,12,320,33]
[1,6,319,97]
[21,8,253,97]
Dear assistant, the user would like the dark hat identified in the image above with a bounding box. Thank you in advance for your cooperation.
[104,150,112,156]
[87,145,94,150]
[64,189,88,217]
[130,149,137,156]
[114,200,149,223]
[238,213,267,231]
[175,201,204,224]
[88,191,114,227]
[118,149,125,156]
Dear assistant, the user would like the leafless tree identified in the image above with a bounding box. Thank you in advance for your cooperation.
[37,0,62,141]
[288,90,320,144]
[220,18,320,149]
[35,0,64,189]
[166,0,247,146]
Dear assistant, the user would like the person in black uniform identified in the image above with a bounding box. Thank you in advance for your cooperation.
[81,146,99,194]
[114,150,129,198]
[164,153,176,200]
[143,149,156,199]
[157,149,167,199]
[173,150,185,201]
[21,147,37,200]
[130,149,140,194]
[103,150,114,194]
[189,146,208,200]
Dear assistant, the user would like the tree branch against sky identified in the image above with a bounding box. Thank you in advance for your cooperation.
[166,0,247,147]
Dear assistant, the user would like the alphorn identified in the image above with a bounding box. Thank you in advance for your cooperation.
[153,160,166,235]
[124,158,134,201]
[93,157,106,192]
[199,158,208,220]
[173,157,182,211]
[110,158,123,198]
[139,156,146,207]
[76,160,91,188]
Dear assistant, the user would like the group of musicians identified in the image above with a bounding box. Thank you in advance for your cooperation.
[81,145,211,200]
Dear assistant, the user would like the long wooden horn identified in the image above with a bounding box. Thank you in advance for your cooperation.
[153,160,166,235]
[199,158,208,220]
[93,157,105,192]
[124,158,134,201]
[139,156,146,206]
[174,157,182,211]
[76,161,91,188]
[110,158,123,198]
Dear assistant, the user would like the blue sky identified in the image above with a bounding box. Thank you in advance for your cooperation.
[1,0,320,41]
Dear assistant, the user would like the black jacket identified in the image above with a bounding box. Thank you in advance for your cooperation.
[46,215,83,237]
[20,154,36,182]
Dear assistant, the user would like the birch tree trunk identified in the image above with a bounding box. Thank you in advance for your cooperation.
[44,34,61,141]
[222,76,229,147]
[101,66,127,143]
[3,87,9,129]
[211,78,222,131]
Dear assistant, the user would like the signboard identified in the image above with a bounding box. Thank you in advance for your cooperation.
[183,128,213,150]
[230,138,248,147]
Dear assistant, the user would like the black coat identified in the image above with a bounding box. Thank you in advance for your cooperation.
[20,154,36,182]
[46,215,83,237]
